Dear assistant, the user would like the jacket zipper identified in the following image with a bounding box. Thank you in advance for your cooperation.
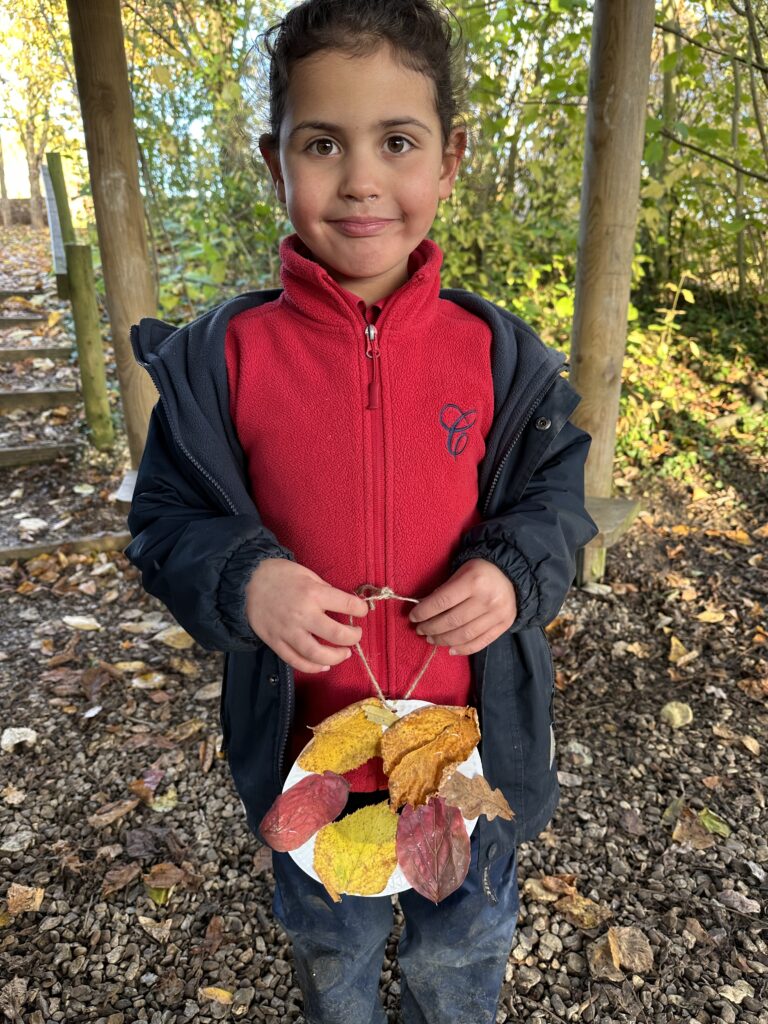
[481,363,564,517]
[365,318,387,696]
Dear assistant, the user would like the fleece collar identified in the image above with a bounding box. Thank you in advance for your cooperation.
[278,232,443,335]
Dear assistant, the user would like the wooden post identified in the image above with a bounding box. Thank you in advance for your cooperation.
[66,0,158,467]
[42,156,73,300]
[65,243,115,450]
[569,0,656,584]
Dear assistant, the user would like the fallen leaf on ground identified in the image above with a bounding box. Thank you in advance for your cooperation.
[298,698,386,775]
[557,892,613,930]
[313,801,398,902]
[586,934,624,982]
[153,625,195,650]
[87,797,140,828]
[606,926,654,973]
[6,883,44,914]
[737,677,768,701]
[396,797,470,903]
[259,772,350,851]
[198,987,233,1004]
[716,890,761,915]
[102,863,141,896]
[740,735,760,757]
[660,701,693,728]
[437,769,514,822]
[62,615,102,631]
[672,807,716,849]
[138,915,172,942]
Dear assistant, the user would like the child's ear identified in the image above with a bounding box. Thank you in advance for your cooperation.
[439,126,468,200]
[259,133,286,204]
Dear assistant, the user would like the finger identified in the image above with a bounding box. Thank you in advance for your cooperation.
[412,597,485,639]
[408,576,474,625]
[444,624,504,657]
[421,610,500,648]
[320,586,371,621]
[310,612,364,648]
[271,638,343,674]
[290,630,355,668]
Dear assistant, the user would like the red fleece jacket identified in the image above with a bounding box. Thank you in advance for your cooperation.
[225,233,494,790]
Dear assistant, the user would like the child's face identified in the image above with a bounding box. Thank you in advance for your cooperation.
[260,44,466,305]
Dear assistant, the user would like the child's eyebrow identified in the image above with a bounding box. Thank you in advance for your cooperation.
[289,118,433,138]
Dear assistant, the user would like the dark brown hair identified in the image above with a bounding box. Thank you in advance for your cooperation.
[259,0,467,149]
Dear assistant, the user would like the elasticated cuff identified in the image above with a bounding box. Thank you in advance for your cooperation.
[216,540,297,645]
[450,538,541,630]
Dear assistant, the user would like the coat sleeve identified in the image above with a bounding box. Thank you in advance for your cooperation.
[450,419,598,631]
[124,403,296,652]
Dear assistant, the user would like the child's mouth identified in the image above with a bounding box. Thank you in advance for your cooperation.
[330,219,395,237]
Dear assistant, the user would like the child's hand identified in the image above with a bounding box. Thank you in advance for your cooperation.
[244,559,369,673]
[408,559,517,656]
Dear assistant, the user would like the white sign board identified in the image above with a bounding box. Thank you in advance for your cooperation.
[41,164,67,275]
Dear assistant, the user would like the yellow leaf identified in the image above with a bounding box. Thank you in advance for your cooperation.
[740,735,760,757]
[298,698,385,775]
[697,609,725,623]
[153,625,195,650]
[198,987,233,1004]
[313,801,398,902]
[668,636,688,664]
[689,486,709,502]
[556,892,613,930]
[363,702,400,728]
[660,701,693,729]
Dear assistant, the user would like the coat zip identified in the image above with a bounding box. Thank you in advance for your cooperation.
[364,318,387,698]
[481,364,565,517]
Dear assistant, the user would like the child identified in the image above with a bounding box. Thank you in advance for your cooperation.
[126,1,598,1021]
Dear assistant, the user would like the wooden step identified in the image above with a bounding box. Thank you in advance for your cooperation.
[0,442,81,468]
[0,288,44,300]
[0,315,47,329]
[0,388,79,413]
[0,346,73,363]
[584,495,641,548]
[0,530,131,565]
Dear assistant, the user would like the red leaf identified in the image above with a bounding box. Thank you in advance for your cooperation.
[396,796,471,903]
[259,772,350,852]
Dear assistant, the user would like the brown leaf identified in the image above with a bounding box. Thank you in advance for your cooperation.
[138,915,172,942]
[437,769,514,822]
[556,892,613,930]
[298,698,386,775]
[737,677,768,701]
[395,797,471,903]
[128,768,165,804]
[672,807,716,850]
[386,707,480,811]
[541,873,578,896]
[102,862,142,897]
[87,797,140,828]
[606,926,654,974]
[203,915,226,955]
[6,882,44,915]
[586,934,624,982]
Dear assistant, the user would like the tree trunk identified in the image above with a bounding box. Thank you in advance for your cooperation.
[0,138,11,228]
[25,123,46,229]
[66,0,158,467]
[569,0,656,581]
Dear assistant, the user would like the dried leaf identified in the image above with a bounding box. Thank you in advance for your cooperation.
[381,704,470,775]
[153,625,195,649]
[698,807,731,837]
[606,926,654,973]
[128,768,165,804]
[363,702,399,727]
[660,701,693,729]
[144,861,187,906]
[6,883,44,914]
[661,795,685,827]
[259,772,350,852]
[396,797,470,903]
[102,862,142,896]
[672,807,716,849]
[298,699,386,775]
[712,722,739,741]
[556,892,613,930]
[668,635,688,664]
[62,615,102,631]
[740,735,760,756]
[131,672,168,690]
[522,877,561,902]
[702,775,722,789]
[138,915,172,942]
[437,769,514,822]
[716,890,761,915]
[313,801,398,902]
[737,677,768,701]
[149,785,178,813]
[87,797,140,828]
[387,708,480,811]
[199,986,234,1004]
[541,873,578,895]
[163,718,205,743]
[697,609,726,623]
[586,934,624,982]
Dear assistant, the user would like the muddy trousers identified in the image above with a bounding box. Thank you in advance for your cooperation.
[270,826,519,1024]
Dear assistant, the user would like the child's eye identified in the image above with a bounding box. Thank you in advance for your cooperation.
[385,136,414,154]
[307,138,339,156]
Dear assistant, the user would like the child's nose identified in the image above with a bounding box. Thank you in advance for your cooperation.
[339,152,382,202]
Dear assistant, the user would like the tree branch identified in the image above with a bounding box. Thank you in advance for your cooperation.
[660,127,768,184]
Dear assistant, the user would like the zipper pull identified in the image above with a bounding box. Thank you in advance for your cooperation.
[365,323,381,409]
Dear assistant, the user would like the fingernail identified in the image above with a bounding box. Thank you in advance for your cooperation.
[344,650,352,659]
[322,666,330,671]
[426,636,434,644]
[448,648,457,656]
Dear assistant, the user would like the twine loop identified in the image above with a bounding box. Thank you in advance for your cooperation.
[347,584,436,706]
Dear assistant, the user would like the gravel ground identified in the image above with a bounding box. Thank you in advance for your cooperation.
[1,226,766,1022]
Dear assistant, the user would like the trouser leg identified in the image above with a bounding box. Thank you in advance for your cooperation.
[396,834,519,1024]
[270,795,394,1024]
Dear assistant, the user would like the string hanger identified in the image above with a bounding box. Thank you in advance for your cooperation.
[347,584,437,707]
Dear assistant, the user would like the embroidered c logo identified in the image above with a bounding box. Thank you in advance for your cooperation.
[439,403,477,458]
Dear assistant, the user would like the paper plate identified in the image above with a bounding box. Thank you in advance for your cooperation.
[282,698,482,897]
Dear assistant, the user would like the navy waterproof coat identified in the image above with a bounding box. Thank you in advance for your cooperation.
[125,286,599,905]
